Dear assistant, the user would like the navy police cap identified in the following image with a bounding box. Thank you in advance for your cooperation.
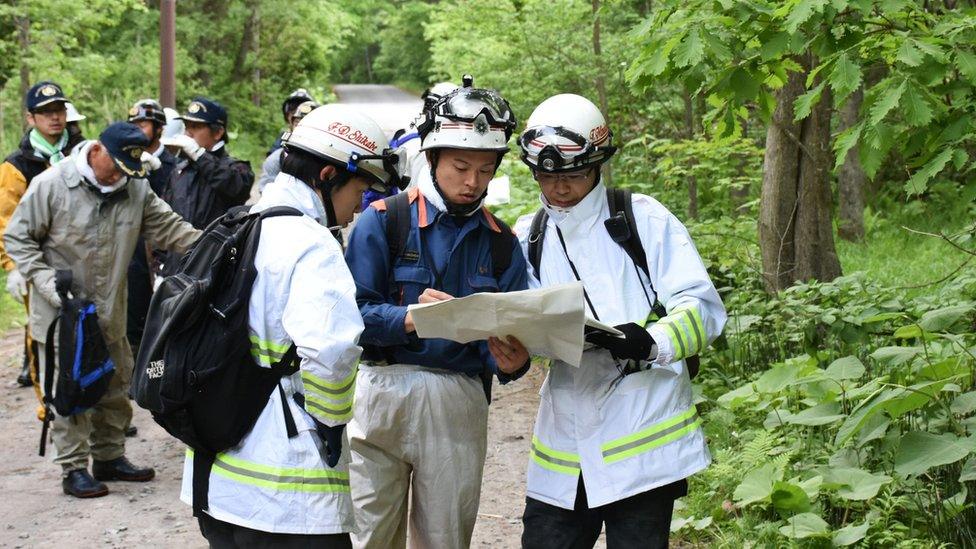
[178,96,228,127]
[100,122,150,178]
[26,81,68,113]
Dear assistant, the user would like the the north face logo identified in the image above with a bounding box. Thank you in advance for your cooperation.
[147,360,165,379]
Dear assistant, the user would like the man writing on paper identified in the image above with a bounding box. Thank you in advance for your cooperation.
[513,94,727,548]
[344,83,530,548]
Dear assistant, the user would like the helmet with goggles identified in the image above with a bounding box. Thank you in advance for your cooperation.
[418,83,516,153]
[283,104,408,193]
[128,99,167,127]
[519,94,616,173]
[281,88,315,122]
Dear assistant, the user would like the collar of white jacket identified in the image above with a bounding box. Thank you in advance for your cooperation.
[539,181,607,231]
[255,172,328,225]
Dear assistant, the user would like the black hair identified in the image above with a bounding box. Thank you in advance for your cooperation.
[280,147,352,191]
[210,123,228,143]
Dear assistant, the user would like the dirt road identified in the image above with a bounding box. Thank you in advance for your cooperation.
[0,328,546,548]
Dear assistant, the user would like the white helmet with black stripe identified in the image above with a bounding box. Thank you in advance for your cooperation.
[519,94,616,173]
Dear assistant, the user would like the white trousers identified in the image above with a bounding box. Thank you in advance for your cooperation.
[349,364,489,549]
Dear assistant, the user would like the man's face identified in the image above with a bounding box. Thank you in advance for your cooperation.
[89,143,125,186]
[430,148,498,205]
[27,102,67,140]
[330,177,372,227]
[134,120,160,145]
[536,167,598,209]
[184,121,222,150]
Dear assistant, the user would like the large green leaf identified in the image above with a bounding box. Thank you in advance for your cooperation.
[896,39,923,67]
[919,304,973,332]
[793,81,826,121]
[957,50,976,84]
[894,432,975,477]
[786,402,846,426]
[820,467,892,500]
[779,512,829,539]
[906,148,955,196]
[951,391,976,415]
[734,462,782,506]
[868,79,906,125]
[833,520,871,546]
[784,0,827,34]
[829,53,862,103]
[960,457,976,483]
[835,380,945,445]
[901,81,933,127]
[771,481,812,516]
[673,28,704,68]
[825,356,865,381]
[869,346,920,366]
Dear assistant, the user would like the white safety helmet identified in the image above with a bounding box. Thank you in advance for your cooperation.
[162,107,185,140]
[421,81,459,112]
[65,102,85,123]
[418,86,516,153]
[519,94,616,173]
[284,104,407,192]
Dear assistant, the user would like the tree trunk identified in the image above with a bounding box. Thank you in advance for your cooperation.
[682,86,698,219]
[759,57,842,292]
[591,0,613,185]
[232,1,259,82]
[17,16,30,132]
[837,87,866,241]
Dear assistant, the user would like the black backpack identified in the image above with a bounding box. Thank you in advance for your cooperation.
[38,270,115,456]
[132,205,302,515]
[369,190,514,401]
[527,187,700,378]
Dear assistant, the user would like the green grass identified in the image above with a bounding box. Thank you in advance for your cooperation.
[836,200,974,294]
[0,271,26,334]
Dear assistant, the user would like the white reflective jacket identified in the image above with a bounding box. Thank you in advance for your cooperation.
[513,183,727,510]
[180,173,364,534]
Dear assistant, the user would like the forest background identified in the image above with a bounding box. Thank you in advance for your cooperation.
[1,0,976,546]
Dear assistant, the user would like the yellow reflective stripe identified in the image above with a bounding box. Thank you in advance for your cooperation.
[249,333,290,354]
[304,393,353,422]
[601,407,701,464]
[530,436,580,476]
[674,306,705,355]
[186,449,349,493]
[661,320,687,358]
[657,306,705,359]
[302,366,358,394]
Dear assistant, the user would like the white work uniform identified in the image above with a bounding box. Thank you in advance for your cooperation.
[513,182,727,510]
[181,173,363,534]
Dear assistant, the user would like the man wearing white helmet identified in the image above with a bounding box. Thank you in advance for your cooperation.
[513,94,727,548]
[181,104,404,547]
[344,83,531,548]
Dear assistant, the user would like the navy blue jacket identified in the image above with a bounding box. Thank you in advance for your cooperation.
[344,188,528,377]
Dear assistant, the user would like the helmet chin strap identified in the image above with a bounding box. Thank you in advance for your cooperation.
[429,150,489,217]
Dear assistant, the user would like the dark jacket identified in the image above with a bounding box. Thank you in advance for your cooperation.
[0,130,84,270]
[165,145,253,230]
[147,147,179,198]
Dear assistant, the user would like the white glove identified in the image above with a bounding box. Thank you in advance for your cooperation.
[36,275,61,308]
[141,150,162,171]
[5,269,26,304]
[160,134,205,161]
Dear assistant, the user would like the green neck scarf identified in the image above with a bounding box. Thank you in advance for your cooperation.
[29,128,69,164]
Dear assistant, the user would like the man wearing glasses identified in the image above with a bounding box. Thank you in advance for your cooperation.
[514,94,726,548]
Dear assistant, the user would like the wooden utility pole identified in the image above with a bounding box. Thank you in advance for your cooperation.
[160,0,176,108]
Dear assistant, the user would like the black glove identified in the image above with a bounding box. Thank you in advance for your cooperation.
[293,392,344,467]
[586,322,656,362]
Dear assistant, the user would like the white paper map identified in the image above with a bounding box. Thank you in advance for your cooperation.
[407,282,621,367]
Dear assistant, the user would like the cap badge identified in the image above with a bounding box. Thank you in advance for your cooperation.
[40,85,58,97]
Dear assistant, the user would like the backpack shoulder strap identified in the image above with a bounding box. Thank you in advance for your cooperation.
[383,191,412,262]
[606,187,667,317]
[486,212,514,279]
[527,208,548,279]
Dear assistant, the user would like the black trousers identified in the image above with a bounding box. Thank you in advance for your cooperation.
[522,477,686,549]
[197,513,352,549]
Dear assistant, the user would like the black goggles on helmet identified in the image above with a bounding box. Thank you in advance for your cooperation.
[519,125,616,172]
[433,88,516,132]
[346,149,410,192]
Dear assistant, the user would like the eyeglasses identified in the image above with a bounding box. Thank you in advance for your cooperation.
[534,170,594,184]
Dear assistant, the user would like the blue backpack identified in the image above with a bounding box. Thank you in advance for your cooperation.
[39,270,115,456]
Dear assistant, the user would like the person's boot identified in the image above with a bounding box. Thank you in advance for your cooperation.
[92,456,155,482]
[124,425,138,437]
[62,469,109,498]
[16,356,32,387]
